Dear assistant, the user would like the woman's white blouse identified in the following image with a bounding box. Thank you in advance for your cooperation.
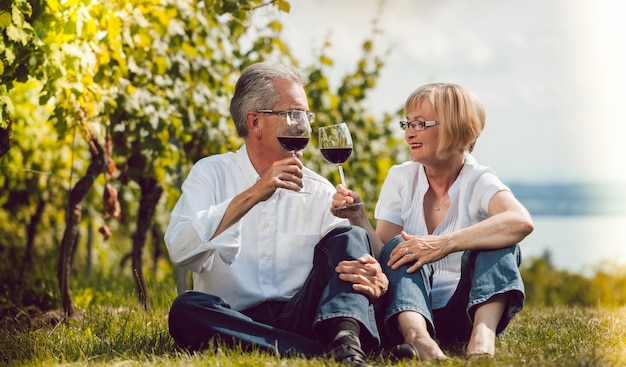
[374,154,510,309]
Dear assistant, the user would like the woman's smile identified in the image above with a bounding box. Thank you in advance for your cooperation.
[409,142,423,150]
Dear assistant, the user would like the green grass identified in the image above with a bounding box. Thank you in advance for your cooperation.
[2,304,625,367]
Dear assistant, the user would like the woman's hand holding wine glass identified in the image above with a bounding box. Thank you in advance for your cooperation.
[319,122,362,209]
[331,184,364,218]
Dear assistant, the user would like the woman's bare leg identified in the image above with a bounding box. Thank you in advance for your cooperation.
[396,311,448,360]
[466,293,507,357]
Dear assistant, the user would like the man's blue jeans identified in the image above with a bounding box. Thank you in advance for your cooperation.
[378,235,525,347]
[168,226,380,357]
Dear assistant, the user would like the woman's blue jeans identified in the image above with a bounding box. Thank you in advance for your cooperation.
[168,226,380,357]
[379,235,525,347]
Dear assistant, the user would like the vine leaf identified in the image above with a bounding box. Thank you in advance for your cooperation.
[105,133,116,176]
[98,224,112,241]
[103,183,121,221]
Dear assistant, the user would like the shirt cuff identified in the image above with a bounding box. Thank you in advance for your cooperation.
[190,198,241,266]
[210,221,242,266]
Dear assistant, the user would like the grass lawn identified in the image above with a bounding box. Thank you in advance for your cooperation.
[1,304,625,366]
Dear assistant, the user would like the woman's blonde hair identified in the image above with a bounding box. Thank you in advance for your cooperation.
[405,83,485,157]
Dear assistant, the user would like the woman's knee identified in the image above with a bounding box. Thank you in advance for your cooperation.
[464,244,521,270]
[379,235,403,263]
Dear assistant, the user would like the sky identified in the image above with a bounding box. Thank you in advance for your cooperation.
[265,0,626,185]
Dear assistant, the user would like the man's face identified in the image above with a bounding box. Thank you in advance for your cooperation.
[262,80,311,158]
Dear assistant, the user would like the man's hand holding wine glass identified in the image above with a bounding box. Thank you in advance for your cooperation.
[273,110,312,195]
[253,155,305,200]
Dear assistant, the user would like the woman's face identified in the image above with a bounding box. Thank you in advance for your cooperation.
[404,99,440,164]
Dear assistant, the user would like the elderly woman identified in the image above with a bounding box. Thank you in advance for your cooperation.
[331,83,534,360]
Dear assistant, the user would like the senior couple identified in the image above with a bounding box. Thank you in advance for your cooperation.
[164,62,534,366]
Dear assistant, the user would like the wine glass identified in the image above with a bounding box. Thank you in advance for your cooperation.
[276,112,311,195]
[319,122,362,208]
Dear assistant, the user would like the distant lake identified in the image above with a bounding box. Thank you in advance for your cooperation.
[508,183,626,275]
[508,183,626,216]
[521,215,626,275]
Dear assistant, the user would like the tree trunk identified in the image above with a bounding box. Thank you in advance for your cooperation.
[0,117,11,158]
[57,133,107,317]
[86,221,93,274]
[151,224,163,274]
[24,197,46,268]
[132,177,163,309]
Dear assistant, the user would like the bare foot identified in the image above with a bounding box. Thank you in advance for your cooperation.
[397,311,449,361]
[465,322,496,358]
[406,335,449,361]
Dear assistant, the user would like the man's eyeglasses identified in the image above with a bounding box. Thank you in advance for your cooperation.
[257,110,316,123]
[399,120,440,131]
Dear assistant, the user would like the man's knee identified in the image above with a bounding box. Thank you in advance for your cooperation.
[169,292,226,350]
[319,225,371,255]
[172,291,227,317]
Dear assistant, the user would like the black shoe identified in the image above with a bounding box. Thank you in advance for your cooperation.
[327,344,373,367]
[379,343,419,361]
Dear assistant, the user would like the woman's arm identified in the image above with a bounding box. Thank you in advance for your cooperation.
[375,220,403,249]
[447,190,534,252]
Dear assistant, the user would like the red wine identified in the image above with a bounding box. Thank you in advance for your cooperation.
[278,136,309,152]
[321,147,352,164]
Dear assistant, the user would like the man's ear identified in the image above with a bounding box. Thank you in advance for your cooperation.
[246,112,261,138]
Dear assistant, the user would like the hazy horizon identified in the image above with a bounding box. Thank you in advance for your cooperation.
[258,0,626,185]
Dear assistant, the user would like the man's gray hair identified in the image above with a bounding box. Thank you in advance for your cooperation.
[230,62,307,138]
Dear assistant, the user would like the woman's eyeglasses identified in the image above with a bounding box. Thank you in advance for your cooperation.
[399,120,439,131]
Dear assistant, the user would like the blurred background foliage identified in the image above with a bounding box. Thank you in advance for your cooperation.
[0,0,402,319]
[0,0,624,324]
